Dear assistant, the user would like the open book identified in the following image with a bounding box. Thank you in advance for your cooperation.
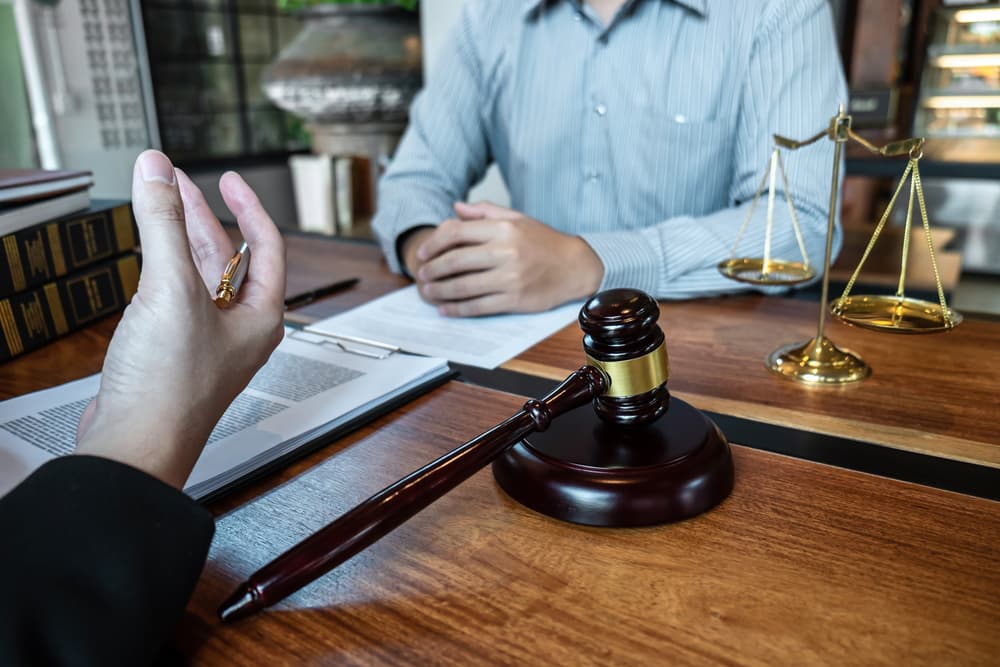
[0,328,451,501]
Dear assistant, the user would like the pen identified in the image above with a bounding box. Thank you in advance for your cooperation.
[284,277,360,310]
[214,242,250,308]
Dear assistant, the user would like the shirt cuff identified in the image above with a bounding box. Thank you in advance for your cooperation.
[372,194,452,274]
[579,230,663,296]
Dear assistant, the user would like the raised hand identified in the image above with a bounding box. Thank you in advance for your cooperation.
[74,150,286,489]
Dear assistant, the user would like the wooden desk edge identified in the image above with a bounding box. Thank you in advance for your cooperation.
[502,359,1000,470]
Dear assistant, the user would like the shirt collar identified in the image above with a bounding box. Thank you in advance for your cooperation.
[521,0,707,20]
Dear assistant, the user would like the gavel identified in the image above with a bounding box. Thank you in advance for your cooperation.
[220,289,733,622]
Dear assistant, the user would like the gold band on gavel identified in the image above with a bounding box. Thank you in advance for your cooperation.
[585,342,669,398]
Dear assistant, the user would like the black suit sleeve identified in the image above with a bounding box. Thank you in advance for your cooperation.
[0,455,215,666]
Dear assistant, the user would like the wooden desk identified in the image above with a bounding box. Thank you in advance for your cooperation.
[507,296,1000,469]
[274,232,998,472]
[282,233,998,471]
[829,225,962,292]
[5,230,996,470]
[2,230,998,664]
[176,382,1000,665]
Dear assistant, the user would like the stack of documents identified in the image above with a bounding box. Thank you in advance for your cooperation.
[306,285,583,369]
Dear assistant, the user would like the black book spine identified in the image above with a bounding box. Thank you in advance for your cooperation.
[0,203,136,299]
[0,253,140,363]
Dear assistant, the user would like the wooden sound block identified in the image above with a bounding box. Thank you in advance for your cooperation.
[492,398,734,527]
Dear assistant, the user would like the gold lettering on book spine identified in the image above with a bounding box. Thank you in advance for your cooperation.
[25,232,49,280]
[0,299,23,356]
[20,296,49,337]
[585,342,669,398]
[46,224,67,275]
[67,267,116,322]
[83,223,96,257]
[44,284,68,335]
[3,236,26,292]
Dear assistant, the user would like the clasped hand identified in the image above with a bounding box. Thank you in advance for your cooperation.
[403,201,604,317]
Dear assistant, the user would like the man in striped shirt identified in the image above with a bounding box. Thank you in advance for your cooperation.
[372,0,847,316]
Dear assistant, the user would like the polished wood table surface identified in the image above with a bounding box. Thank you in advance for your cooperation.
[288,232,1000,470]
[282,233,1000,471]
[3,230,997,470]
[829,225,962,292]
[2,230,998,664]
[177,382,1000,665]
[507,296,1000,469]
[3,229,998,471]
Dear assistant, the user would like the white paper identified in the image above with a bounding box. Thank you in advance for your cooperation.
[0,329,449,500]
[306,286,583,369]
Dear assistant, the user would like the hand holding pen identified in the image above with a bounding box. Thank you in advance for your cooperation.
[75,151,286,489]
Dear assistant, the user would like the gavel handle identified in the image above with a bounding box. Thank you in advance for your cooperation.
[219,365,607,622]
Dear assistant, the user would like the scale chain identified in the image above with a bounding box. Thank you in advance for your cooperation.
[728,159,772,259]
[896,170,916,299]
[775,151,811,268]
[836,159,914,307]
[913,164,953,326]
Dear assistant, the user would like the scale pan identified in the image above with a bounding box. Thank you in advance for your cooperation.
[830,295,963,334]
[717,258,816,286]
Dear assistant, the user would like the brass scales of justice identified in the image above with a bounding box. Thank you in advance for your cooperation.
[717,105,963,385]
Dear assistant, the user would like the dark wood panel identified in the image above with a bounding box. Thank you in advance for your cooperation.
[178,383,1000,666]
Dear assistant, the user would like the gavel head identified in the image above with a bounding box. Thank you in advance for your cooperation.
[579,289,669,427]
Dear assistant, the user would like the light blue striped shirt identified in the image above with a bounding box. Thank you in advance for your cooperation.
[373,0,847,299]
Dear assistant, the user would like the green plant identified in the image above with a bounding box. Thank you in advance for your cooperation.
[278,0,417,11]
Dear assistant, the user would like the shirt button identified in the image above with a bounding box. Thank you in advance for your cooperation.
[574,12,582,21]
[595,103,607,116]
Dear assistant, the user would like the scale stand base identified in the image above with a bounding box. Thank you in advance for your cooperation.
[767,335,870,385]
[492,398,734,527]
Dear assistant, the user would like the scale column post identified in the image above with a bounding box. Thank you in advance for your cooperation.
[766,105,871,385]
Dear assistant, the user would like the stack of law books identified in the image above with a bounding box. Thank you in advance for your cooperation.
[0,168,140,362]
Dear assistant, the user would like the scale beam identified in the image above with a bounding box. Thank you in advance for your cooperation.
[718,105,961,385]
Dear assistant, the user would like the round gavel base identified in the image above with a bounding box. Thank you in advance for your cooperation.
[492,398,734,527]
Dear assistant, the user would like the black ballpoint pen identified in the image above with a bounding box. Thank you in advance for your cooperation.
[283,277,360,310]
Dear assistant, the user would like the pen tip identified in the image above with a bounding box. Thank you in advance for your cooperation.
[218,583,261,623]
